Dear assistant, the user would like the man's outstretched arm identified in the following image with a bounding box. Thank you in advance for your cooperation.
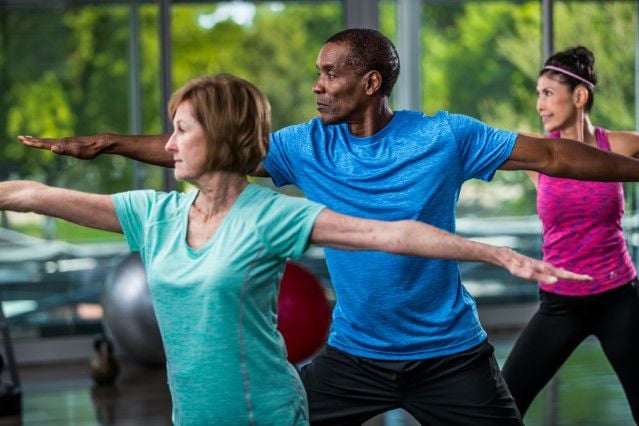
[19,134,173,167]
[500,134,639,181]
[18,134,272,177]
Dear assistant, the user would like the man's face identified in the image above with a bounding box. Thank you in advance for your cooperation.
[313,42,368,125]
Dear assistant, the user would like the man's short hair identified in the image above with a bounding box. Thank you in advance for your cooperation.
[168,74,270,175]
[326,29,400,97]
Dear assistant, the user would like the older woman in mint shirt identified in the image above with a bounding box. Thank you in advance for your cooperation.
[0,74,589,425]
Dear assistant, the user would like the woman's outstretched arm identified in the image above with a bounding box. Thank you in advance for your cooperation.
[0,181,121,233]
[310,209,590,284]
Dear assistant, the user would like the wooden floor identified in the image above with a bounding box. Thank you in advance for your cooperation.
[0,305,631,425]
[0,358,404,426]
[0,359,172,425]
[0,304,524,426]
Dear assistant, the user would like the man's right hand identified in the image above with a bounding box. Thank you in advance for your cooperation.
[19,133,271,173]
[19,134,111,160]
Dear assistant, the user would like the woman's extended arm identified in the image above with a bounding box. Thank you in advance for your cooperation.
[310,209,590,284]
[0,181,121,233]
[608,131,639,159]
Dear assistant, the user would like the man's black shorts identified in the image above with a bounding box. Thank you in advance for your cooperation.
[300,340,522,425]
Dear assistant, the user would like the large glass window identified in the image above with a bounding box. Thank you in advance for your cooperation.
[421,1,542,218]
[172,2,342,131]
[0,1,342,341]
[1,3,158,342]
[554,1,636,132]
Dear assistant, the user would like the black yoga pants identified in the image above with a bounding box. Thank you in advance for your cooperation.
[502,281,639,423]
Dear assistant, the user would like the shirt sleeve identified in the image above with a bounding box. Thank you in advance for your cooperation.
[111,190,156,252]
[262,124,310,188]
[255,191,325,260]
[446,112,517,182]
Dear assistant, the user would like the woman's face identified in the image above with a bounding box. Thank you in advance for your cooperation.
[165,101,209,182]
[536,74,578,133]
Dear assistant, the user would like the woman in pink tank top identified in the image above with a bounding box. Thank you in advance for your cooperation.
[502,46,639,423]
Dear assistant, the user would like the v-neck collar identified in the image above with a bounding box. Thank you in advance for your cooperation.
[181,184,253,257]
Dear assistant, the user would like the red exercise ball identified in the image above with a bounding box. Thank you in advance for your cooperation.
[277,262,331,363]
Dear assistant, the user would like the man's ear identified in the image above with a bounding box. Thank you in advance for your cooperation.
[363,70,383,96]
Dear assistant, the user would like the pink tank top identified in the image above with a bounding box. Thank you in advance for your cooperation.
[537,128,636,295]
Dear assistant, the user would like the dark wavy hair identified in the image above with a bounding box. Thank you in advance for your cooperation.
[326,29,400,97]
[539,46,597,112]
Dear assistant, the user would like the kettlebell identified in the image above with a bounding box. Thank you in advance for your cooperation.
[90,334,119,385]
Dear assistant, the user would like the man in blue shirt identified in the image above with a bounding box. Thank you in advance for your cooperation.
[20,29,639,425]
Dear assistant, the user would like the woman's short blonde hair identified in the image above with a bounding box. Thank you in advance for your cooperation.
[168,74,271,175]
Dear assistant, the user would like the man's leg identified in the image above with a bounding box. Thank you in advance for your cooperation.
[402,340,522,425]
[300,346,399,425]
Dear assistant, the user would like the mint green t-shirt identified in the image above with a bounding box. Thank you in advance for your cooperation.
[112,184,324,425]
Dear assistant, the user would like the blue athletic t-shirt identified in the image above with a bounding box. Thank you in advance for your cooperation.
[263,110,517,360]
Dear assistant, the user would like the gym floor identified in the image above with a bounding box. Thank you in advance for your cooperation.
[0,308,535,426]
[0,360,172,425]
[2,336,632,425]
[0,359,394,426]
